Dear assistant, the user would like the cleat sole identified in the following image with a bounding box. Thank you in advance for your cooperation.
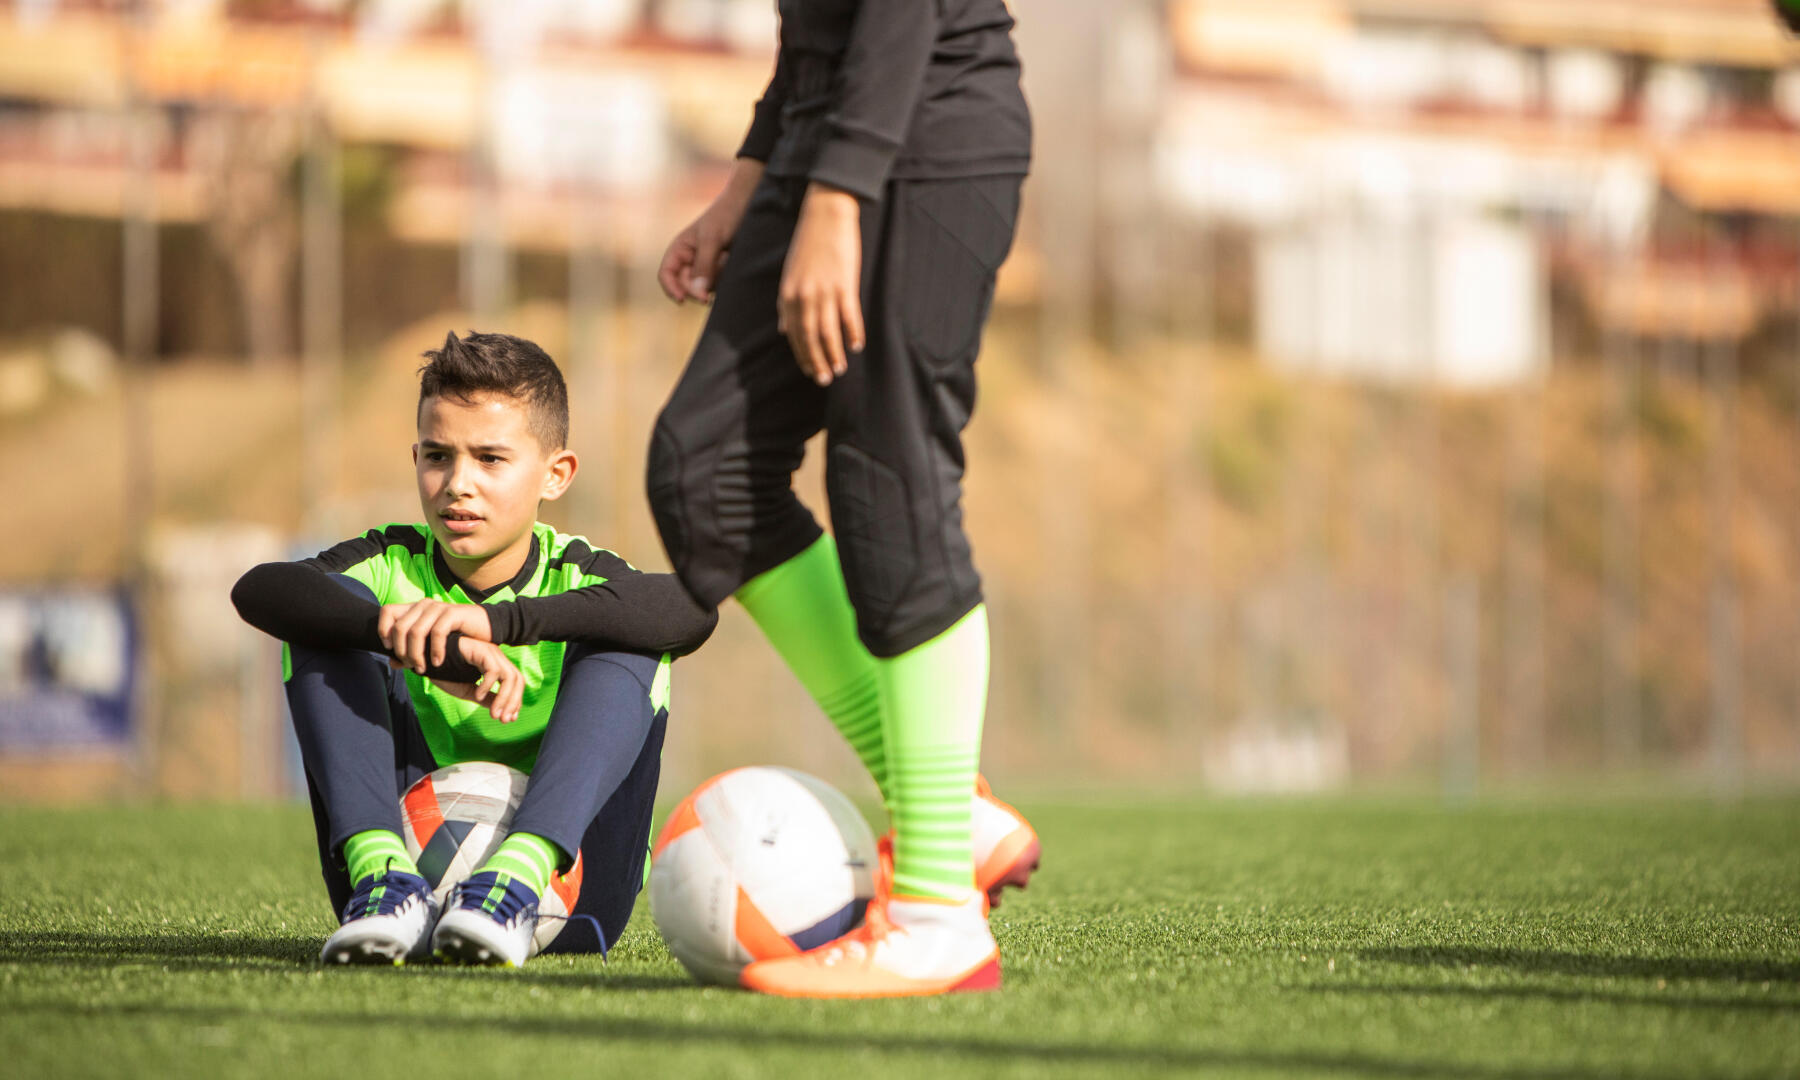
[981,835,1040,911]
[321,938,409,967]
[951,955,1003,993]
[433,930,515,967]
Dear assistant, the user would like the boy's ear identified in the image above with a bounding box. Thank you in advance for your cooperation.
[540,448,579,502]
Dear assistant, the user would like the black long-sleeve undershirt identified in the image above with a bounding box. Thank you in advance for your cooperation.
[231,560,718,681]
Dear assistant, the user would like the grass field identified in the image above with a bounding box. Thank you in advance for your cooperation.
[2,796,1796,1079]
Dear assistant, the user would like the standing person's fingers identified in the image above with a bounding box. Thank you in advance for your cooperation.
[658,234,695,303]
[801,293,830,386]
[691,231,725,302]
[781,293,812,380]
[817,293,845,379]
[840,287,866,369]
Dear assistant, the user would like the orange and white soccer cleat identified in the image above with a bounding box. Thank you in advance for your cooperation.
[972,774,1039,911]
[871,776,1040,914]
[738,891,1000,998]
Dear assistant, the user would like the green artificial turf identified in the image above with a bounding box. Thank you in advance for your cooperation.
[1,796,1796,1079]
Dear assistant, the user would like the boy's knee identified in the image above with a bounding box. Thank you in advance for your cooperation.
[564,645,661,693]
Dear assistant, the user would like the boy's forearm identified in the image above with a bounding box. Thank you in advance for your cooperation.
[485,574,719,657]
[231,562,482,681]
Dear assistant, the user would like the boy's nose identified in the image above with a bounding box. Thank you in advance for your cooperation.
[447,457,478,498]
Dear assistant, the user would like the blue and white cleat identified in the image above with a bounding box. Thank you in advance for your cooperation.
[432,872,539,967]
[320,868,438,966]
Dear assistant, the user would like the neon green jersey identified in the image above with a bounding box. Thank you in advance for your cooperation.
[284,521,672,773]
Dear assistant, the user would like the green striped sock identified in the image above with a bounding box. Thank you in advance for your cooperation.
[479,832,563,898]
[737,535,891,804]
[342,829,417,887]
[878,605,988,902]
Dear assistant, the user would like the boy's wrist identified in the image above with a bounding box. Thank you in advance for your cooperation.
[482,599,520,646]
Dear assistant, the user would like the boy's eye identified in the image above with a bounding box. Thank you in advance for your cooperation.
[481,454,504,464]
[425,451,447,463]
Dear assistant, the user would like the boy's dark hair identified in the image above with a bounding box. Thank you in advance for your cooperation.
[418,331,569,451]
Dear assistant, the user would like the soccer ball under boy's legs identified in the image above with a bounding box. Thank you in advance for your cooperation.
[399,761,582,956]
[649,767,879,985]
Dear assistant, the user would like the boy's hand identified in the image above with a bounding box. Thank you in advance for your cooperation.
[379,599,494,674]
[779,183,865,387]
[659,159,764,305]
[430,638,525,724]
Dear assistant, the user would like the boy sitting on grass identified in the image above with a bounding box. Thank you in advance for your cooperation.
[233,331,716,966]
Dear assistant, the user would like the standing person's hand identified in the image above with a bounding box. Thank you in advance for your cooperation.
[660,159,765,305]
[779,183,866,387]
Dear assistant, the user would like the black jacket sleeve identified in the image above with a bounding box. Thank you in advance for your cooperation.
[809,1,941,200]
[738,48,793,163]
[231,561,482,683]
[484,573,719,658]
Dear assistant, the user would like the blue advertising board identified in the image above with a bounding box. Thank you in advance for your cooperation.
[0,588,136,751]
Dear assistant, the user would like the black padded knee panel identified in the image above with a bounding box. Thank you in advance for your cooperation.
[828,443,918,642]
[645,419,690,574]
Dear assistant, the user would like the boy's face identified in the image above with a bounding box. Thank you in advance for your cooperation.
[414,392,577,582]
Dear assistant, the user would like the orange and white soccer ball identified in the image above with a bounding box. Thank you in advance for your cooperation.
[398,761,582,956]
[649,766,878,985]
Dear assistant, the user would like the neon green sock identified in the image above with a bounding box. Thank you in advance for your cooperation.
[736,535,890,804]
[879,605,988,902]
[479,832,563,898]
[342,829,418,886]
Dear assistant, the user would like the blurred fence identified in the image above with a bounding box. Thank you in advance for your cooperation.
[2,0,1799,802]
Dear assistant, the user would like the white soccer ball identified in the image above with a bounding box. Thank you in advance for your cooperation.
[649,766,878,986]
[398,761,581,956]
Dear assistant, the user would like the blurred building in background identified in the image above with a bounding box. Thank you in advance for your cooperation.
[1,0,1797,803]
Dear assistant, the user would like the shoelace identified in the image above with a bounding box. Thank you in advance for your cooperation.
[537,911,609,960]
[340,859,428,922]
[448,874,539,925]
[803,836,898,965]
[447,875,611,960]
[814,890,898,967]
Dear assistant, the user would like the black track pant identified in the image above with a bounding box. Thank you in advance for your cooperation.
[284,577,667,953]
[647,173,1022,657]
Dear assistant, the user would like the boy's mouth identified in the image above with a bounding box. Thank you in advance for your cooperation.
[440,507,483,535]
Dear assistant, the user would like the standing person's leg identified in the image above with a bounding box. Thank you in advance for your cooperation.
[648,174,826,604]
[432,647,665,962]
[651,172,1037,908]
[647,177,890,792]
[741,175,1024,997]
[832,176,1023,899]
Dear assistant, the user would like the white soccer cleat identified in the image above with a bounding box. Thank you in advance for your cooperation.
[431,872,540,967]
[320,869,438,966]
[972,775,1040,911]
[739,891,1000,998]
